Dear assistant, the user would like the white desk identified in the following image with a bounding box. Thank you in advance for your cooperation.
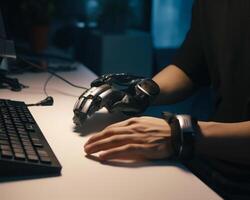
[0,65,221,200]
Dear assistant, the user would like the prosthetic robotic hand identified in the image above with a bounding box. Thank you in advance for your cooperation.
[73,73,160,126]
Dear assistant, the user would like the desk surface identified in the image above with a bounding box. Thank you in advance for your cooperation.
[0,65,221,200]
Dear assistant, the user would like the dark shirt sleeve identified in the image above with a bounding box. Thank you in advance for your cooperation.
[172,0,210,86]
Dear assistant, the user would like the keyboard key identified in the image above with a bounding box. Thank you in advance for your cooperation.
[21,140,30,145]
[32,138,43,147]
[23,143,33,148]
[27,118,35,123]
[32,138,40,143]
[8,133,18,137]
[17,128,26,132]
[9,136,19,140]
[13,148,24,154]
[11,140,21,145]
[10,138,20,144]
[0,100,5,106]
[27,154,39,162]
[33,143,43,148]
[12,115,19,120]
[0,144,11,151]
[21,138,30,143]
[14,153,26,160]
[19,132,28,137]
[12,144,22,149]
[40,156,51,164]
[2,114,9,119]
[15,124,24,129]
[14,122,23,127]
[0,140,9,145]
[37,150,48,157]
[0,128,6,134]
[4,119,12,125]
[25,124,35,132]
[26,149,36,155]
[20,133,29,138]
[0,134,8,140]
[1,150,13,158]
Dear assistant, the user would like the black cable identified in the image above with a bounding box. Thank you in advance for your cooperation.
[43,74,53,97]
[18,56,89,107]
[26,96,54,107]
[18,56,88,90]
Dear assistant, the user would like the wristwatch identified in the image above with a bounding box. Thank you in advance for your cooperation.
[162,112,198,160]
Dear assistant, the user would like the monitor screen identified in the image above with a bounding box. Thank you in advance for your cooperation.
[0,8,5,64]
[0,9,6,39]
[0,8,16,60]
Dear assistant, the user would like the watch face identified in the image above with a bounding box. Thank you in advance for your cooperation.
[176,115,194,132]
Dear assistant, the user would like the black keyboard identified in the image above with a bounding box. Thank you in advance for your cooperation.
[0,99,62,178]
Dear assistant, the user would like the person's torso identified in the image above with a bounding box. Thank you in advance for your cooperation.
[198,0,250,122]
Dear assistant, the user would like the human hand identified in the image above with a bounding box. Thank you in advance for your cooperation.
[84,116,173,161]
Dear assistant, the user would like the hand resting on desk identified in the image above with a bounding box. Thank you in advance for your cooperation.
[84,116,173,161]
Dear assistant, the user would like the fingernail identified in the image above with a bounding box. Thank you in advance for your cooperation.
[99,153,108,160]
[84,145,90,154]
[85,138,93,146]
[85,139,92,146]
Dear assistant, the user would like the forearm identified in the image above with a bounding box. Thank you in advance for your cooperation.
[196,121,250,165]
[152,65,194,105]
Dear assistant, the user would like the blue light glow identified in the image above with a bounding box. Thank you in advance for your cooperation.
[152,0,193,48]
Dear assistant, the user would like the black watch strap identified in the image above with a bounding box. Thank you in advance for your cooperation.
[162,112,197,161]
[161,112,182,157]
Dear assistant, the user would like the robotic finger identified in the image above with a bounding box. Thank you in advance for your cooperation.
[73,73,160,126]
[73,84,111,125]
[73,84,125,126]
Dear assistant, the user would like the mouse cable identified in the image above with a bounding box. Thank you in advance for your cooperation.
[43,74,54,97]
[26,74,55,107]
[18,56,88,107]
[18,56,88,90]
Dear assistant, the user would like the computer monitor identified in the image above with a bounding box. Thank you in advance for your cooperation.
[0,8,16,60]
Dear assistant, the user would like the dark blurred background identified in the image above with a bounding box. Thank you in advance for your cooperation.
[0,0,194,76]
[1,0,213,119]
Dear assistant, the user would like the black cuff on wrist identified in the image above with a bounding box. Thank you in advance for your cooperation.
[162,112,197,161]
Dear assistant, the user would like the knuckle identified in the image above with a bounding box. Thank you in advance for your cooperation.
[89,135,97,142]
[123,144,137,152]
[134,125,148,133]
[110,135,123,143]
[143,136,153,144]
[105,124,114,129]
[104,126,112,133]
[135,135,147,144]
[103,127,115,135]
[129,117,140,124]
[140,116,148,120]
[138,135,149,143]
